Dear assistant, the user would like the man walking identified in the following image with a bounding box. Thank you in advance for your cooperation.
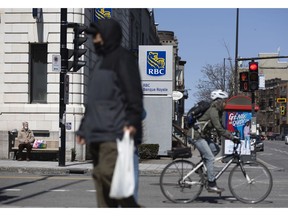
[76,19,143,208]
[17,122,35,161]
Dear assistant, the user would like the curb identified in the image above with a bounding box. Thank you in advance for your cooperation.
[0,166,165,176]
[0,166,92,175]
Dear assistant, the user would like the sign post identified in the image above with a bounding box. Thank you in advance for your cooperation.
[172,91,184,101]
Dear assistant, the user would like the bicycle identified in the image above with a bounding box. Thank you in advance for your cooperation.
[160,141,273,204]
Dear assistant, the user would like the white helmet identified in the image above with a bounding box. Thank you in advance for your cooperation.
[210,90,229,100]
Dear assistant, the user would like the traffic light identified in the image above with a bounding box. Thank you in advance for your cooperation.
[249,61,259,91]
[239,71,249,92]
[280,105,286,116]
[277,98,287,103]
[67,23,87,72]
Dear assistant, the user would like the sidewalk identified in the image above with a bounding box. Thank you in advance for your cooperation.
[0,158,179,176]
[0,149,221,176]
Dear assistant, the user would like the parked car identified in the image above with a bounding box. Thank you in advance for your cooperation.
[251,135,264,152]
[285,135,288,145]
[267,132,281,140]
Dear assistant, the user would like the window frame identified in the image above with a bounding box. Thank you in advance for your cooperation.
[28,42,48,104]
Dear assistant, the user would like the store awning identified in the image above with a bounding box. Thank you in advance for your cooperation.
[224,95,259,111]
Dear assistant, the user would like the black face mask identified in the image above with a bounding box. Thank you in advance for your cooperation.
[94,42,105,55]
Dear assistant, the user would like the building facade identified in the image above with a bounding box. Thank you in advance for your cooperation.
[258,53,288,80]
[158,30,187,128]
[255,53,288,136]
[257,79,288,136]
[0,8,160,160]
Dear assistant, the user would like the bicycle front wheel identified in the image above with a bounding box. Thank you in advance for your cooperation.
[160,160,204,203]
[228,160,273,204]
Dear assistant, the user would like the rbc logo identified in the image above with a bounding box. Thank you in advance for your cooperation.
[147,51,166,76]
[95,8,112,20]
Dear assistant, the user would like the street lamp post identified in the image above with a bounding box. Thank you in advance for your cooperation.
[234,8,239,95]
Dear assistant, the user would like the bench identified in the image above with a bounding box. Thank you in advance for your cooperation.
[8,130,59,160]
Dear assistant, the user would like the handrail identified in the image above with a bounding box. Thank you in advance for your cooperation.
[172,123,189,147]
[173,123,188,134]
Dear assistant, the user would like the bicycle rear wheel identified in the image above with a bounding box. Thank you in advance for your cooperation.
[160,159,203,203]
[228,160,273,204]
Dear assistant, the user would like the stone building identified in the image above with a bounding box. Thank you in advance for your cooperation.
[158,30,187,128]
[0,8,159,160]
[255,53,288,136]
[257,79,288,136]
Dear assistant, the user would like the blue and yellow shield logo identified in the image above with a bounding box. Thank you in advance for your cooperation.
[146,51,166,76]
[94,8,112,21]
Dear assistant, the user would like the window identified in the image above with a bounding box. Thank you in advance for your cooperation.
[260,99,266,110]
[29,43,48,103]
[268,98,273,107]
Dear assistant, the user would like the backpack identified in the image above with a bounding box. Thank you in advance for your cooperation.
[186,100,211,129]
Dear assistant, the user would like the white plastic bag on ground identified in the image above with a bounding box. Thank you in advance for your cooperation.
[109,131,135,199]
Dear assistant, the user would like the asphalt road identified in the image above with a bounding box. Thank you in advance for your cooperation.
[0,140,288,208]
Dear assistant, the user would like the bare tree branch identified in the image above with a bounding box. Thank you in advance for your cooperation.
[194,62,233,102]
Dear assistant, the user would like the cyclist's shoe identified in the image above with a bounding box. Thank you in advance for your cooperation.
[207,181,225,193]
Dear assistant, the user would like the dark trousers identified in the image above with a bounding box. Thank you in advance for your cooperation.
[90,141,139,208]
[18,143,32,159]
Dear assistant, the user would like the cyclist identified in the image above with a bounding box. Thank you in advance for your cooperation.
[193,89,240,193]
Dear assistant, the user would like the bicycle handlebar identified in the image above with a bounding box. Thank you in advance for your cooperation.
[233,140,241,153]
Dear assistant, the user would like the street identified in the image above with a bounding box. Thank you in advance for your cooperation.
[1,140,288,208]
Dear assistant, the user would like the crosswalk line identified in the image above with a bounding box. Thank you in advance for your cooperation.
[49,189,70,192]
[86,190,96,192]
[4,189,22,192]
[3,188,96,192]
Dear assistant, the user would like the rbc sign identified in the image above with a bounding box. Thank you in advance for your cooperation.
[146,51,166,76]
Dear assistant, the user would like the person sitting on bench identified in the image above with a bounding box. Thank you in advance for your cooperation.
[17,122,35,161]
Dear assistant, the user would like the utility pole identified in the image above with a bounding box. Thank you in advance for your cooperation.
[59,8,68,166]
[223,58,226,91]
[234,8,239,96]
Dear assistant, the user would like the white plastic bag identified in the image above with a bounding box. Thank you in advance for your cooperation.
[109,131,135,199]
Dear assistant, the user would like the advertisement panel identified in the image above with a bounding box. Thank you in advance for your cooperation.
[224,111,252,155]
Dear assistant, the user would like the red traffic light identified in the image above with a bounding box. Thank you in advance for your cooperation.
[240,72,248,81]
[249,62,258,71]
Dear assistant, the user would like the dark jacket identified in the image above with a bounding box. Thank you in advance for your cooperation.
[77,19,143,144]
[194,100,233,140]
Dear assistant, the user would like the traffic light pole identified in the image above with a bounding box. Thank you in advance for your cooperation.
[59,8,68,166]
[251,92,257,135]
[237,55,288,61]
